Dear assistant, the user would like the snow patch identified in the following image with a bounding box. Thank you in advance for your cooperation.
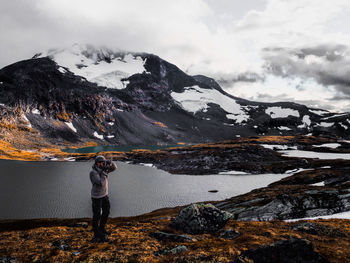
[31,109,40,115]
[42,45,146,89]
[312,143,341,149]
[280,150,350,160]
[218,171,249,175]
[107,122,114,126]
[287,210,350,221]
[261,144,290,150]
[140,163,154,167]
[303,115,311,126]
[311,181,325,186]
[340,123,348,130]
[284,168,314,175]
[58,67,67,73]
[322,113,348,120]
[265,106,300,118]
[65,122,77,133]
[317,122,334,128]
[171,86,249,123]
[93,131,104,140]
[309,109,328,115]
[107,135,115,138]
[278,126,292,131]
[22,114,32,128]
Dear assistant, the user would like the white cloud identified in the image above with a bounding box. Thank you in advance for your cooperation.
[2,0,350,111]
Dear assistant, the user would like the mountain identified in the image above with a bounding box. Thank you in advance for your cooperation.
[0,44,349,146]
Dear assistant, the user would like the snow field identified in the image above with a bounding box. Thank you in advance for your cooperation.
[171,86,249,124]
[265,106,300,118]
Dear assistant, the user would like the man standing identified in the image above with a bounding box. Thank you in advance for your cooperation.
[90,155,117,242]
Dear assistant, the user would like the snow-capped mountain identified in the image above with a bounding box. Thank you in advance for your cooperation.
[0,44,349,145]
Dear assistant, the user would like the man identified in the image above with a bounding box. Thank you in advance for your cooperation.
[90,155,117,242]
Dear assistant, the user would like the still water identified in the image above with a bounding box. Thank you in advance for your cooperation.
[0,160,288,219]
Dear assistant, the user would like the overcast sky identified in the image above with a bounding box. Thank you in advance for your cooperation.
[2,0,350,112]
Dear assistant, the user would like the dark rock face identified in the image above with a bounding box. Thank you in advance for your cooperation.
[216,167,350,221]
[170,203,232,234]
[149,231,193,242]
[232,192,343,221]
[237,238,330,263]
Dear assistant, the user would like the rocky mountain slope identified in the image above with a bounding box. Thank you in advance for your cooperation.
[1,44,350,148]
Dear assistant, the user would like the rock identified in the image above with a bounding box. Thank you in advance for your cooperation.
[236,237,330,263]
[219,229,240,240]
[0,257,17,263]
[149,231,193,242]
[235,193,343,221]
[170,203,232,234]
[51,240,71,251]
[71,252,80,256]
[67,222,89,228]
[291,222,345,237]
[154,245,188,256]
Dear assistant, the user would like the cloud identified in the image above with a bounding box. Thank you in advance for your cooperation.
[2,0,350,111]
[262,44,350,97]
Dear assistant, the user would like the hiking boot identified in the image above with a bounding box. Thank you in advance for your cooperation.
[91,233,109,243]
[99,227,111,236]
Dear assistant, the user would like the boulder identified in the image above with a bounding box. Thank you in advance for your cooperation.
[170,203,232,234]
[219,229,240,240]
[0,257,17,263]
[236,237,329,263]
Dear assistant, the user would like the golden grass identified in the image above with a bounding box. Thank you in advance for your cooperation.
[0,140,42,161]
[56,112,71,121]
[0,214,349,263]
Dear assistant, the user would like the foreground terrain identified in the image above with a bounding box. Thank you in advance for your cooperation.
[0,208,350,263]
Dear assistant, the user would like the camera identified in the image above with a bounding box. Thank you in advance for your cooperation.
[102,159,114,172]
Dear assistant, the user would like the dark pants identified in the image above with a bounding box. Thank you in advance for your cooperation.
[92,195,110,235]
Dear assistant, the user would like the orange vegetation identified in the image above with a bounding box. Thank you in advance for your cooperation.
[0,140,42,161]
[153,121,167,128]
[0,208,349,263]
[56,112,71,121]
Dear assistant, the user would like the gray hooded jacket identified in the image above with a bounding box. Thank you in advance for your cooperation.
[90,162,116,198]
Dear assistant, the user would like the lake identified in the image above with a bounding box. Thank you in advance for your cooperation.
[0,160,289,219]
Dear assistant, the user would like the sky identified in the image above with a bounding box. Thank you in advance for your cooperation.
[2,0,350,112]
